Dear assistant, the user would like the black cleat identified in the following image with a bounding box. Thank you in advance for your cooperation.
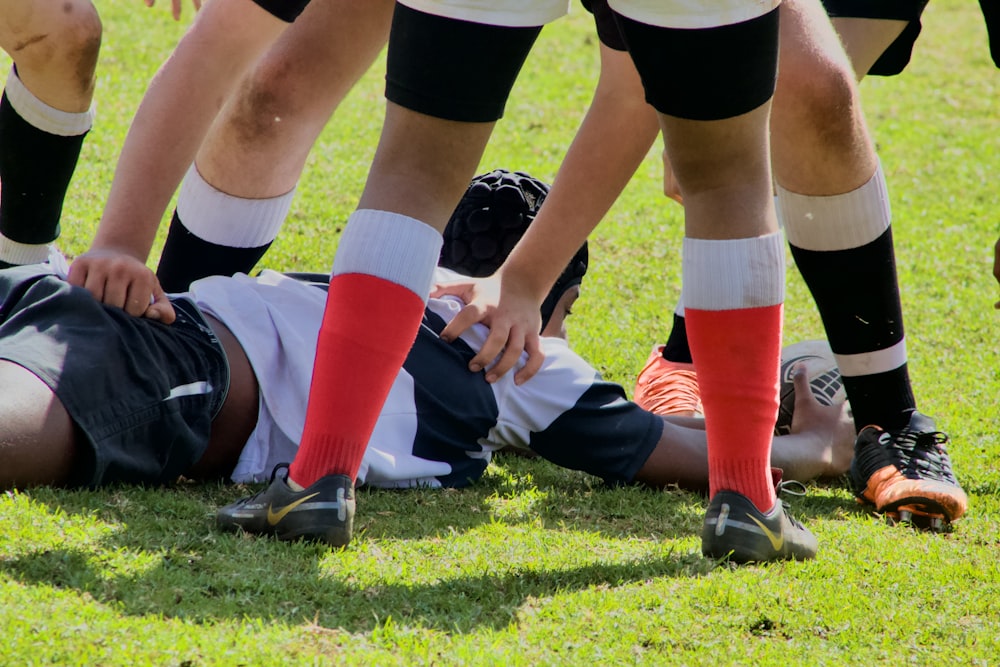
[850,412,967,529]
[702,483,817,564]
[216,464,355,546]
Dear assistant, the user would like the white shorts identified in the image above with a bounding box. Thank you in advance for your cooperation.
[610,0,782,29]
[398,0,570,27]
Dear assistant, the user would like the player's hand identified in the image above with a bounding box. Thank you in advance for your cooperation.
[993,237,1000,309]
[68,248,176,323]
[143,0,202,21]
[431,274,545,385]
[788,364,854,478]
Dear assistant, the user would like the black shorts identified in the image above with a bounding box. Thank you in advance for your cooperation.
[615,7,780,120]
[821,0,929,76]
[0,266,229,487]
[581,0,627,51]
[384,3,541,122]
[249,0,311,23]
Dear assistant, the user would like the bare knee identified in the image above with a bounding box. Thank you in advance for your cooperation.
[774,53,861,148]
[9,1,102,101]
[225,47,333,150]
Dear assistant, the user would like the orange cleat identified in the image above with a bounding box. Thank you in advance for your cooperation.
[633,345,703,417]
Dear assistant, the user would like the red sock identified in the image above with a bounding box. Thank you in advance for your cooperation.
[686,304,782,512]
[288,273,425,488]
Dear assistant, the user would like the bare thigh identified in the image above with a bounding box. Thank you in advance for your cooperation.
[0,360,79,488]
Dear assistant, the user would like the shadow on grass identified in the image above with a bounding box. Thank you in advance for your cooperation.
[0,459,860,633]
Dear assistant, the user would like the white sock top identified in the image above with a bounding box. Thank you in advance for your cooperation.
[332,209,443,300]
[682,231,785,311]
[176,164,295,248]
[4,67,94,137]
[777,162,891,252]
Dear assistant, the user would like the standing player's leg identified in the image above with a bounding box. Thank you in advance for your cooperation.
[634,4,912,418]
[155,0,395,291]
[0,0,100,267]
[216,1,564,546]
[611,1,816,563]
[770,0,966,528]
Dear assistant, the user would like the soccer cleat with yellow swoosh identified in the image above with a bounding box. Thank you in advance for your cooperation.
[216,463,355,546]
[701,482,817,563]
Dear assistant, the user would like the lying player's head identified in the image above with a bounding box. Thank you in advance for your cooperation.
[439,169,588,336]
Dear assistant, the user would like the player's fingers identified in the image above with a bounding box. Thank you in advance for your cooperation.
[485,331,526,383]
[513,335,544,385]
[66,259,89,289]
[469,325,511,374]
[123,281,154,317]
[144,287,177,324]
[171,0,182,20]
[439,303,485,343]
[80,269,109,304]
[790,363,817,408]
[428,280,468,300]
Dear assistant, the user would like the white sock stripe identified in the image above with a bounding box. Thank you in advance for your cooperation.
[778,163,891,252]
[0,235,51,265]
[176,164,294,248]
[682,232,785,311]
[4,67,94,137]
[332,209,443,299]
[835,338,908,377]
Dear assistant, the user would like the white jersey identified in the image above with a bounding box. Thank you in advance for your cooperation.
[187,269,661,488]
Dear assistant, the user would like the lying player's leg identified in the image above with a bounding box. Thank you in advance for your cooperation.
[0,266,233,490]
[0,361,78,488]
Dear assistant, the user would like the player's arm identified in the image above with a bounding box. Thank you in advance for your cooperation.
[435,43,659,383]
[69,0,289,318]
[634,365,854,489]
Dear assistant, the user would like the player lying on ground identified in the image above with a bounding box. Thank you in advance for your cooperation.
[0,172,853,558]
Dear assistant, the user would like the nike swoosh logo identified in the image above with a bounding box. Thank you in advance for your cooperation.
[748,515,784,551]
[267,492,320,526]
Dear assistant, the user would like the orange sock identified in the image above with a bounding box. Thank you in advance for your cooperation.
[686,304,782,512]
[288,274,425,488]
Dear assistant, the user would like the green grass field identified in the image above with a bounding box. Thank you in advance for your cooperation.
[2,1,1000,664]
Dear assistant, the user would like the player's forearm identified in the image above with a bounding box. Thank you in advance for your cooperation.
[501,44,659,298]
[91,0,287,259]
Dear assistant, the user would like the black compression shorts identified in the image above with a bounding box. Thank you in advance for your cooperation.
[385,3,541,122]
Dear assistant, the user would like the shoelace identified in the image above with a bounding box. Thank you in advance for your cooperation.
[777,479,807,498]
[774,478,808,527]
[233,463,291,506]
[882,428,959,485]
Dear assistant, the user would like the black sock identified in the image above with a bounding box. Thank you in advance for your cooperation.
[156,211,272,292]
[661,313,693,363]
[0,90,86,251]
[790,227,916,431]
